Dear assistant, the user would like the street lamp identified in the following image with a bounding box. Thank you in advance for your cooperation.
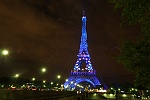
[41,68,46,73]
[14,74,20,78]
[2,50,9,55]
[57,75,61,87]
[43,80,46,83]
[32,78,35,81]
[1,50,9,68]
[51,82,53,85]
[13,74,20,87]
[57,75,61,79]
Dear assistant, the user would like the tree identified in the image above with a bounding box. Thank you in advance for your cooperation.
[110,0,150,90]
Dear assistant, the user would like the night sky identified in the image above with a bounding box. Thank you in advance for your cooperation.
[0,0,139,84]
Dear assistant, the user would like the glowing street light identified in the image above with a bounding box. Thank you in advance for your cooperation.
[2,50,9,55]
[41,68,46,73]
[51,82,53,85]
[14,74,20,78]
[32,78,35,81]
[43,80,46,83]
[1,50,9,68]
[111,87,113,90]
[57,75,61,79]
[56,75,61,87]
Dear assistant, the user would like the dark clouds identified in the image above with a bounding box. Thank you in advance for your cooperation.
[0,0,139,83]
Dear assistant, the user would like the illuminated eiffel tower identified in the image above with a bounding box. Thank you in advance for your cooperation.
[64,11,102,90]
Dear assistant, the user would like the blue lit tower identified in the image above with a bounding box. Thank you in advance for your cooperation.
[64,11,101,90]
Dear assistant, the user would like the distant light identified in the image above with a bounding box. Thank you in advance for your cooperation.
[98,89,107,92]
[1,85,4,88]
[43,80,46,83]
[51,82,53,85]
[41,68,46,72]
[109,94,113,97]
[32,78,35,81]
[121,91,125,93]
[135,89,138,91]
[122,94,127,97]
[14,74,19,78]
[93,93,97,96]
[71,81,73,84]
[57,75,61,79]
[2,50,9,55]
[65,85,68,88]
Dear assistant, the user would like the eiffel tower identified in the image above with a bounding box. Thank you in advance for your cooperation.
[64,11,101,90]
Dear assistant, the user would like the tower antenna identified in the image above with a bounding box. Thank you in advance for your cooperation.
[83,11,86,16]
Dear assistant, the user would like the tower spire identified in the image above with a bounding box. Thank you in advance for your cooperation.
[83,11,86,16]
[79,11,88,53]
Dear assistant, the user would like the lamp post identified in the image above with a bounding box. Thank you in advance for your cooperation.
[1,50,9,68]
[41,68,46,73]
[14,74,20,78]
[32,78,35,83]
[2,50,9,55]
[14,74,20,87]
[57,75,61,79]
[57,75,61,87]
[43,80,46,83]
[41,67,46,87]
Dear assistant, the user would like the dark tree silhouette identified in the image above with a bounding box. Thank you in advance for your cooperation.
[110,0,150,90]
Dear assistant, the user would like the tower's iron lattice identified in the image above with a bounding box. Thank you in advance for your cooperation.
[64,11,101,90]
